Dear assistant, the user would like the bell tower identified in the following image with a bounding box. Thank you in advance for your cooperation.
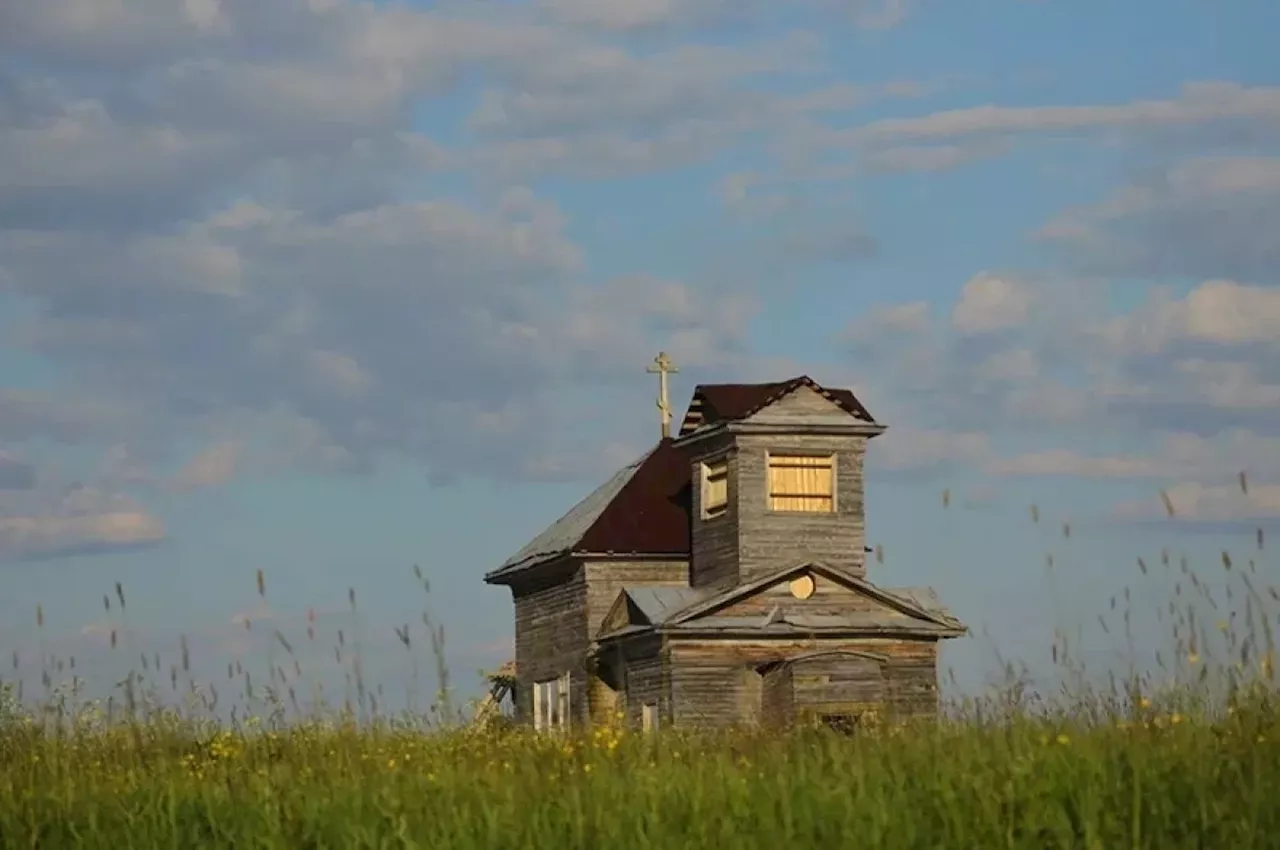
[676,377,885,589]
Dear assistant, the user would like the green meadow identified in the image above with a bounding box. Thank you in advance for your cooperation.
[3,509,1278,849]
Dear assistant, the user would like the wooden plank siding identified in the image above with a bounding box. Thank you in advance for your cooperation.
[708,571,907,620]
[619,634,667,727]
[761,664,792,727]
[509,559,590,725]
[584,559,688,724]
[884,639,943,718]
[670,660,754,729]
[741,384,861,427]
[688,432,740,589]
[686,388,871,590]
[583,560,689,639]
[667,637,941,727]
[733,432,868,582]
[788,655,886,723]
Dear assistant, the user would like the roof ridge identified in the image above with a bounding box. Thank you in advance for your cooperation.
[679,375,875,436]
[484,441,663,578]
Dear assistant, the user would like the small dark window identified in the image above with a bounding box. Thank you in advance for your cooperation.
[819,714,859,735]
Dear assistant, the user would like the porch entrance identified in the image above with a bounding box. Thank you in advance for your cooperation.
[761,650,887,729]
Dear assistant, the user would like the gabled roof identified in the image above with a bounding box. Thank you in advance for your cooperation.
[487,376,879,582]
[484,439,691,583]
[598,586,712,636]
[678,375,876,436]
[625,587,709,624]
[595,561,966,641]
[668,561,963,630]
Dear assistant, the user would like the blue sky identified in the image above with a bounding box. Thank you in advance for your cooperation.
[1,0,1278,717]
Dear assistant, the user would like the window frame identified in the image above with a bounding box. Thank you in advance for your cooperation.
[642,702,660,733]
[765,451,837,514]
[532,672,571,732]
[700,455,729,519]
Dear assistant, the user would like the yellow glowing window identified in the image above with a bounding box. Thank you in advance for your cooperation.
[702,459,728,518]
[767,454,834,513]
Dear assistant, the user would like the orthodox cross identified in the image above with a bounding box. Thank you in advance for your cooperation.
[646,351,679,439]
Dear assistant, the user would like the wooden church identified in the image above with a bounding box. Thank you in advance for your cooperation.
[483,354,966,732]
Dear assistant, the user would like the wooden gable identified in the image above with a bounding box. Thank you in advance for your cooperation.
[598,586,711,638]
[599,592,643,635]
[708,570,897,620]
[668,562,964,635]
[678,376,877,437]
[742,383,857,427]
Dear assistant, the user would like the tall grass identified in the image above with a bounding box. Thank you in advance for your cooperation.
[1,484,1277,848]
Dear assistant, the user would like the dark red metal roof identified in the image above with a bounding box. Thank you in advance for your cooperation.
[487,378,876,581]
[679,375,875,436]
[575,437,691,555]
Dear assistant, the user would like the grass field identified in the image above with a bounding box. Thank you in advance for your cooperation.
[1,685,1277,849]
[3,502,1278,848]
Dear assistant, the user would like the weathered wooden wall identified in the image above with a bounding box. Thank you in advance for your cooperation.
[669,650,751,729]
[713,571,906,620]
[688,432,740,588]
[509,560,590,725]
[734,432,868,581]
[761,664,792,727]
[584,560,689,638]
[619,634,667,726]
[788,654,886,722]
[584,560,687,724]
[881,638,942,718]
[687,386,871,589]
[665,636,941,728]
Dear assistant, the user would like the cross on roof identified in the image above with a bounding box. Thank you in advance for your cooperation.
[646,351,679,439]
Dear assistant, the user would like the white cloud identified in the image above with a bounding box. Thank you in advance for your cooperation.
[172,441,243,490]
[852,263,1280,468]
[1114,481,1280,522]
[990,429,1280,483]
[3,186,763,484]
[1169,280,1280,346]
[973,348,1039,383]
[870,426,993,472]
[0,390,141,444]
[951,272,1035,334]
[793,84,1280,183]
[540,0,723,30]
[988,450,1161,479]
[0,0,230,64]
[846,301,931,342]
[1168,156,1280,195]
[0,512,164,559]
[1096,280,1280,353]
[538,0,913,31]
[844,82,1280,145]
[861,140,1011,173]
[0,453,36,490]
[3,1,833,223]
[1040,157,1280,282]
[0,98,230,195]
[183,0,231,32]
[4,0,1279,520]
[1169,360,1280,411]
[0,478,165,561]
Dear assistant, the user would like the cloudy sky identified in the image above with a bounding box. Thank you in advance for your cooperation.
[1,0,1278,714]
